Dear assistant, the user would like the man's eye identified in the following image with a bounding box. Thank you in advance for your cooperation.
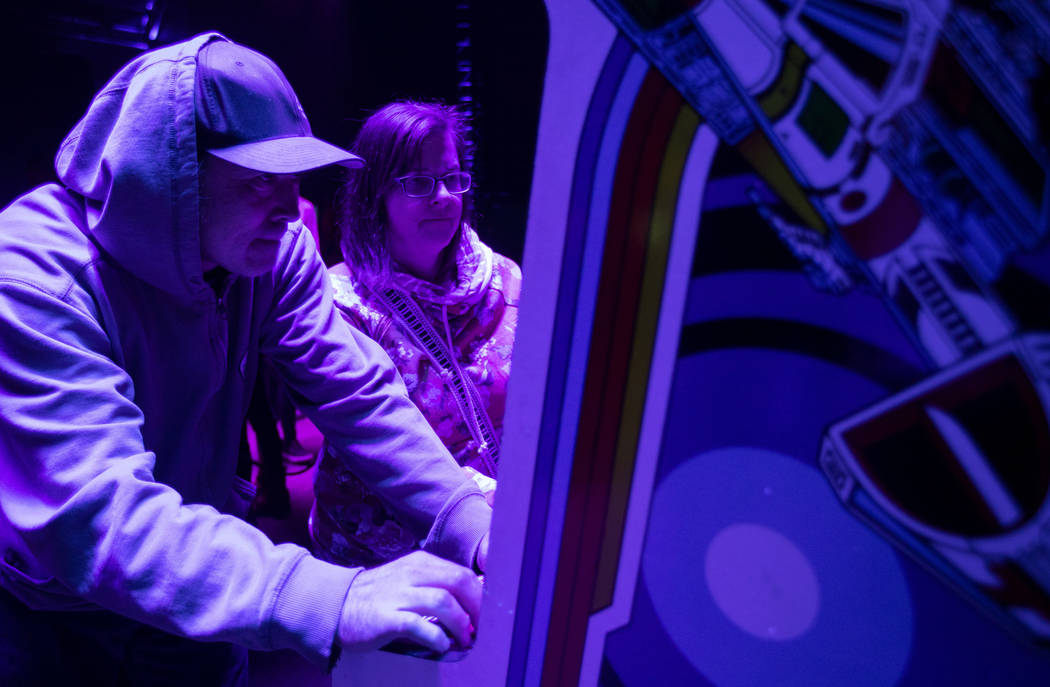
[246,174,279,193]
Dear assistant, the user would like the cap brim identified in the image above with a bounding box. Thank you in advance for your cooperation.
[207,136,365,174]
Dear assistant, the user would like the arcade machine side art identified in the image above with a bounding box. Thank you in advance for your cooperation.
[587,1,1050,686]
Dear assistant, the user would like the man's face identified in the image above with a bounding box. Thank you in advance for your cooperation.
[198,153,301,276]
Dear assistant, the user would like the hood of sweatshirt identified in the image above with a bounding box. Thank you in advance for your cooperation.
[54,32,227,304]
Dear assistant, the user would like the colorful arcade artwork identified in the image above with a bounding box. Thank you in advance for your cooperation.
[336,1,1050,685]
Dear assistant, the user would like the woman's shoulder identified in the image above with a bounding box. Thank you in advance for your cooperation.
[327,264,360,304]
[488,251,522,303]
[328,261,352,278]
[327,265,387,328]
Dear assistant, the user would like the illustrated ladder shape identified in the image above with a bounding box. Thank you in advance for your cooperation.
[906,262,982,355]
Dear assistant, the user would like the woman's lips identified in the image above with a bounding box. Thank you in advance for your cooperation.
[420,217,457,230]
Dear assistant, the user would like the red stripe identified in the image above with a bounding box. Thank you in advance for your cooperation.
[541,68,683,687]
[584,87,685,606]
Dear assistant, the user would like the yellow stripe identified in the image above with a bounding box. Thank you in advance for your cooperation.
[592,104,701,612]
[757,42,810,120]
[737,129,828,234]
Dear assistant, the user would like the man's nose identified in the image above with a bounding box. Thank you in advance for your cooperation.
[273,177,302,222]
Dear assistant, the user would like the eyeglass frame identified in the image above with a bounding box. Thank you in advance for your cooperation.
[392,171,472,198]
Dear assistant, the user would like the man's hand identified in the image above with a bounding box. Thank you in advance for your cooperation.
[337,551,482,655]
[477,531,489,573]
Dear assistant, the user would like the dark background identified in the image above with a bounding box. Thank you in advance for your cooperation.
[2,0,549,266]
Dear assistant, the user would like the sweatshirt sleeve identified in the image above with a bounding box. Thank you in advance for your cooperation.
[259,228,492,568]
[0,275,357,667]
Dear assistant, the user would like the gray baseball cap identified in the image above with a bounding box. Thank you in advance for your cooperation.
[195,39,363,174]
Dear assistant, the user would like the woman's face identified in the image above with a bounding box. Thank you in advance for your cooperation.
[384,129,463,281]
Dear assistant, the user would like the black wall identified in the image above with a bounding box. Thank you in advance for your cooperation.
[3,1,548,266]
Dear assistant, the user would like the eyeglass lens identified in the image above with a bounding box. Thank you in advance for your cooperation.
[401,172,471,197]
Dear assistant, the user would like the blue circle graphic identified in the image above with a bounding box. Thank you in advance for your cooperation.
[643,446,913,687]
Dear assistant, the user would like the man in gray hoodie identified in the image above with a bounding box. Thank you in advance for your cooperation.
[0,33,491,684]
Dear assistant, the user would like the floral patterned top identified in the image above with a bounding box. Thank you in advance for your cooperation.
[311,226,520,567]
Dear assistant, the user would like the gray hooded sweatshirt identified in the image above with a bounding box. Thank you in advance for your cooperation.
[0,33,490,666]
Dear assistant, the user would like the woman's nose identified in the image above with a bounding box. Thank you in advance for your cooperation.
[430,178,456,204]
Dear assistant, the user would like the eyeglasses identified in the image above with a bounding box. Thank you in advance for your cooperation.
[394,171,472,198]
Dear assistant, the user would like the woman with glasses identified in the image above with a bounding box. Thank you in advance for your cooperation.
[310,101,520,568]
